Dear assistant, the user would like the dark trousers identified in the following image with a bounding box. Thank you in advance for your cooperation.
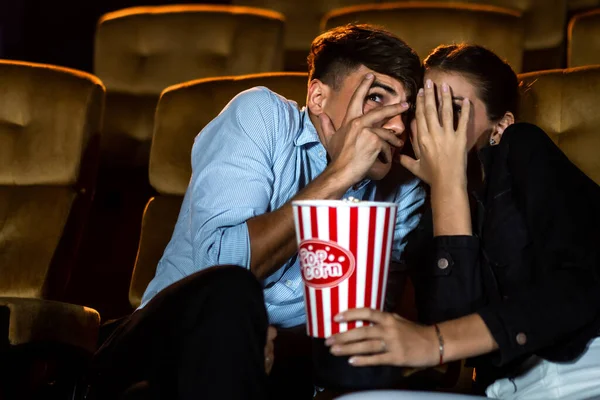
[86,266,270,399]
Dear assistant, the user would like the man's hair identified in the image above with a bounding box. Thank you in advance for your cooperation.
[307,24,422,101]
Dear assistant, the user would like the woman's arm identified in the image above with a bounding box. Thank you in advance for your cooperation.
[326,308,497,368]
[402,79,485,323]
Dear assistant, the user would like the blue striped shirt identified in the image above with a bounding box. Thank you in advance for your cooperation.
[140,87,425,328]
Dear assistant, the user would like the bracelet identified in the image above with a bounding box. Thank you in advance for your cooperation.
[433,323,445,365]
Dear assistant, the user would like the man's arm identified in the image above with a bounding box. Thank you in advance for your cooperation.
[191,75,409,280]
[248,73,411,279]
[247,165,352,279]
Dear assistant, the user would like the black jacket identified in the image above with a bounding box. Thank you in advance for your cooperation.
[405,122,600,388]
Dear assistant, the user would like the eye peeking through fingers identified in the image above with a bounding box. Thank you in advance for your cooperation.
[452,102,462,129]
[365,92,384,105]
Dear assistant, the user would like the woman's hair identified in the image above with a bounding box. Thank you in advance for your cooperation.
[424,44,519,121]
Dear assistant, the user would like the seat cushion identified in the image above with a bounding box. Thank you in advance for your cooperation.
[0,186,76,298]
[0,297,100,354]
[129,196,183,308]
[0,61,104,186]
[95,5,285,96]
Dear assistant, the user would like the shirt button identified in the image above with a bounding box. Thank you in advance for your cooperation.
[285,280,293,288]
[318,151,324,157]
[437,258,449,269]
[516,332,527,345]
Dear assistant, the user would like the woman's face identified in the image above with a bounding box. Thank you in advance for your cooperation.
[422,68,495,151]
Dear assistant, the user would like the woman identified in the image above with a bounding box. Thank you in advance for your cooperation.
[325,44,600,399]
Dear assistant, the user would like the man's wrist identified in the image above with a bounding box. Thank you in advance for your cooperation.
[292,166,352,201]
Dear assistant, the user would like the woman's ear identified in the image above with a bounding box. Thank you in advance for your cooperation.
[306,79,330,115]
[490,111,515,145]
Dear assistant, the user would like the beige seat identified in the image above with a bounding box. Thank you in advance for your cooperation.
[95,4,286,169]
[232,0,380,71]
[129,72,308,308]
[322,1,525,72]
[568,8,600,67]
[85,5,286,319]
[518,65,600,184]
[0,60,104,396]
[395,0,566,52]
[376,0,567,71]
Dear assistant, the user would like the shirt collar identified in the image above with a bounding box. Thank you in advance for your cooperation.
[294,107,322,147]
[293,107,372,190]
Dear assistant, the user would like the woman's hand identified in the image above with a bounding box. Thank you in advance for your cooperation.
[325,308,439,368]
[399,79,470,187]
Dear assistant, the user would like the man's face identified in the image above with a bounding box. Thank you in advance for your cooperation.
[322,65,410,181]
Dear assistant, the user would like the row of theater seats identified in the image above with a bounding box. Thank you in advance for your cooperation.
[95,3,600,168]
[1,57,599,396]
[85,5,600,323]
[232,0,599,71]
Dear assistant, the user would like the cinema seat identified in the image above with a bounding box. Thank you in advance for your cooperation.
[129,72,308,308]
[518,65,600,184]
[322,2,525,72]
[0,60,104,398]
[568,8,600,67]
[95,5,286,169]
[82,5,286,320]
[232,0,379,71]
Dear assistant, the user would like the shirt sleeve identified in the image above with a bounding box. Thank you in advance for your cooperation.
[188,87,283,271]
[389,176,427,270]
[476,124,600,365]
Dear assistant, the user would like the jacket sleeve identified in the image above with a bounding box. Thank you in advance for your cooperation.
[407,208,486,324]
[476,123,600,365]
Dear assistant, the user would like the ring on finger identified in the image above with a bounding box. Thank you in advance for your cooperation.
[380,339,387,353]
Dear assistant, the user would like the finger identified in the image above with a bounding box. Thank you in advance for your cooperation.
[440,82,454,134]
[335,307,388,325]
[370,127,404,148]
[423,79,441,134]
[415,88,429,141]
[331,339,388,356]
[328,325,382,345]
[319,112,336,138]
[456,97,471,141]
[360,102,409,128]
[348,353,395,367]
[346,73,375,121]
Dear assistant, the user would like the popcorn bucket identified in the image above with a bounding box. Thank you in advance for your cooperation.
[292,200,397,338]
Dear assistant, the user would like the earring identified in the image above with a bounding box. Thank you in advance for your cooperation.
[489,138,497,146]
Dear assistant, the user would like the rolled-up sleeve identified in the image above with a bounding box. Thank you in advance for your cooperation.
[390,177,426,268]
[189,88,281,270]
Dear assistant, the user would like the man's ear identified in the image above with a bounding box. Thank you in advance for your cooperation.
[306,79,330,115]
[490,111,515,145]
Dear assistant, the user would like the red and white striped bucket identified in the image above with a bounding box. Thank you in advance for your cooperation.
[292,200,397,338]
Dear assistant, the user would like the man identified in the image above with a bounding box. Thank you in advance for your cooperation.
[88,24,424,399]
